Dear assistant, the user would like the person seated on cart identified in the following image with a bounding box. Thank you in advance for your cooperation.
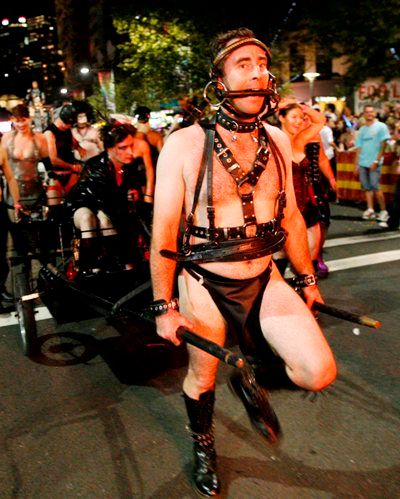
[67,121,155,276]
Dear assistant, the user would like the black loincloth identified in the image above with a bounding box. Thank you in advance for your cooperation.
[183,262,276,362]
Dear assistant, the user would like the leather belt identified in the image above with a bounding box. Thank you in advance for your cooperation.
[189,219,278,240]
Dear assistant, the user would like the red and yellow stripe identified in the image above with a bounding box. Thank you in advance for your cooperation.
[336,152,399,202]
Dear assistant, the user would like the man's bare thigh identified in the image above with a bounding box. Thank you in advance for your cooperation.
[178,269,227,344]
[260,265,334,374]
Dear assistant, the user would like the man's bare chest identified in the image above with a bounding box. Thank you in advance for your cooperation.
[185,150,282,205]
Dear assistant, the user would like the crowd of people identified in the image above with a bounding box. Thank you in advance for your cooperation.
[266,98,400,234]
[0,25,399,496]
[0,99,163,306]
[311,101,400,230]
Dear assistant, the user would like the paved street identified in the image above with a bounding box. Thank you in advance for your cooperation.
[0,201,399,499]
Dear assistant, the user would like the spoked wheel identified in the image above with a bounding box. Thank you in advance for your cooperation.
[13,270,38,357]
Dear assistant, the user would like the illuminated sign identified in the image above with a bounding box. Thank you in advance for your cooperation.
[354,78,400,114]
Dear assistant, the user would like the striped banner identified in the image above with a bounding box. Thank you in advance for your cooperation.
[336,151,399,202]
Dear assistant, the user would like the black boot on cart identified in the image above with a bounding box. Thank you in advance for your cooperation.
[183,390,221,496]
[77,236,102,277]
[100,234,125,273]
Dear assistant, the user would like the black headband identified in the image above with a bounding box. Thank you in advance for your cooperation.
[212,37,271,72]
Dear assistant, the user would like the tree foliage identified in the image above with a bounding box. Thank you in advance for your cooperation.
[114,14,209,109]
[297,0,400,91]
[107,0,400,108]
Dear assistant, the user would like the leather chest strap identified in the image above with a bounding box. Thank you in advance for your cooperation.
[213,127,270,224]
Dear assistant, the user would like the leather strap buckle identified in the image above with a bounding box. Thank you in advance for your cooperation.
[293,273,318,288]
[242,222,258,238]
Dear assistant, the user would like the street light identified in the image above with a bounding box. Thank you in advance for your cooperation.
[75,66,91,100]
[303,72,320,105]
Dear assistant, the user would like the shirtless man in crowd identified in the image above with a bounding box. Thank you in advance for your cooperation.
[150,27,336,496]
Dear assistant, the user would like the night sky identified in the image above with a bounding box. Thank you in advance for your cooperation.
[1,0,301,42]
[0,0,55,19]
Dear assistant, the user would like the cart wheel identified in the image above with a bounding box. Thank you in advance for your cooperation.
[14,272,38,357]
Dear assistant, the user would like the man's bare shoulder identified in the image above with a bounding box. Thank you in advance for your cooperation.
[164,123,203,148]
[157,123,204,177]
[264,122,289,144]
[263,121,292,180]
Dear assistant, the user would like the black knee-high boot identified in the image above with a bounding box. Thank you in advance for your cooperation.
[183,390,220,497]
[78,237,101,274]
[101,235,124,271]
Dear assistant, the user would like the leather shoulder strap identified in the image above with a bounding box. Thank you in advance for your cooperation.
[181,117,216,252]
[188,116,216,221]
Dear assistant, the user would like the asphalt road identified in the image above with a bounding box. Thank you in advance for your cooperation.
[0,201,399,499]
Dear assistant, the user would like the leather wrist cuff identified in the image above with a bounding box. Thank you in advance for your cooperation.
[294,273,318,288]
[147,298,179,317]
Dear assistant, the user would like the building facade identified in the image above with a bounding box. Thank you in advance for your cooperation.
[0,15,65,104]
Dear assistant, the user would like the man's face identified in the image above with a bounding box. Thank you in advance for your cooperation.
[220,42,269,116]
[364,106,376,122]
[108,134,135,167]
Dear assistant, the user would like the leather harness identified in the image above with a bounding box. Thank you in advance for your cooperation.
[161,112,288,263]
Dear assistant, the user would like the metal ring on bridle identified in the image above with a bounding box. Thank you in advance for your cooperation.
[203,80,227,109]
[230,120,239,135]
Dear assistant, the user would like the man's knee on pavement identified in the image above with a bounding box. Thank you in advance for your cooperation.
[293,354,337,391]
